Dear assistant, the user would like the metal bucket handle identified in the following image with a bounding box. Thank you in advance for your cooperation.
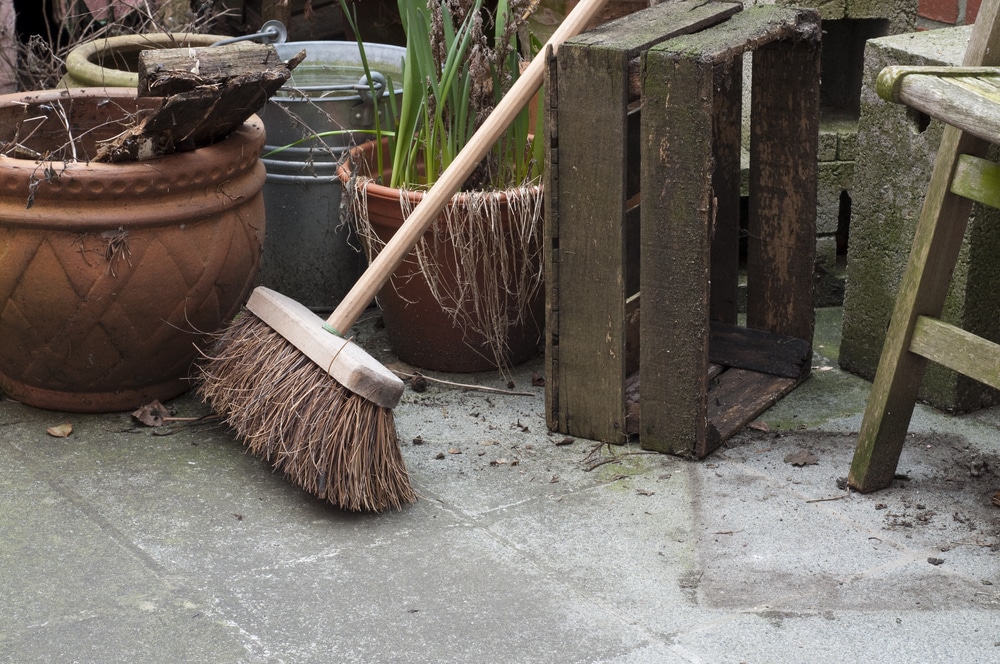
[212,20,288,46]
[286,71,389,101]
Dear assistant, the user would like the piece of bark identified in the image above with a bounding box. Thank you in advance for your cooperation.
[94,42,305,162]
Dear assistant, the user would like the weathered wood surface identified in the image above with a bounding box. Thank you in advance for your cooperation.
[849,0,1000,493]
[951,154,1000,208]
[624,366,801,447]
[548,34,631,442]
[704,369,800,447]
[710,57,743,326]
[636,6,819,458]
[95,42,304,162]
[545,0,740,443]
[876,65,1000,145]
[951,153,1000,208]
[909,316,1000,390]
[745,38,819,343]
[708,322,811,379]
[569,0,742,99]
[639,50,715,456]
[548,3,819,458]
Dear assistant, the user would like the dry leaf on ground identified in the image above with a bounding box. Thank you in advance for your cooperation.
[46,422,73,437]
[131,400,171,427]
[784,449,819,466]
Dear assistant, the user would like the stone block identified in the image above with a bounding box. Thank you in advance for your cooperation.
[817,160,854,235]
[818,130,840,162]
[838,128,858,160]
[840,25,1000,412]
[847,0,918,31]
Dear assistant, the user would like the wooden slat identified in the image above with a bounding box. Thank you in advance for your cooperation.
[909,316,1000,390]
[544,46,560,434]
[951,153,1000,209]
[706,369,801,454]
[710,57,743,325]
[553,37,631,443]
[745,38,819,343]
[639,50,715,456]
[709,322,811,378]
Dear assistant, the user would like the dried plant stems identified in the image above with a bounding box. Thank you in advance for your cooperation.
[197,313,415,512]
[350,179,543,374]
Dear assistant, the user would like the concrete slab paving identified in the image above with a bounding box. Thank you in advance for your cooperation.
[2,308,999,663]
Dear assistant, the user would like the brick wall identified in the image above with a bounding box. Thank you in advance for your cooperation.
[917,0,982,27]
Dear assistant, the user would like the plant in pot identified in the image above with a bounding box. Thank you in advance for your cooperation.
[336,0,545,373]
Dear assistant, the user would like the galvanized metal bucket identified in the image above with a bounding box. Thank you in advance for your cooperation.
[257,41,405,312]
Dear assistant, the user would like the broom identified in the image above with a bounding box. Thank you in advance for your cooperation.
[198,0,610,512]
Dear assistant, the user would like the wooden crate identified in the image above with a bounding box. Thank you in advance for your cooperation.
[545,2,821,457]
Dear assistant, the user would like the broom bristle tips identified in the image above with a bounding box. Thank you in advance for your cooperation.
[197,312,416,512]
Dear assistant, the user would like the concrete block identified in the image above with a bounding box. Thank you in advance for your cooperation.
[818,130,839,162]
[847,0,918,32]
[793,0,848,20]
[840,25,1000,412]
[838,129,858,160]
[817,160,854,235]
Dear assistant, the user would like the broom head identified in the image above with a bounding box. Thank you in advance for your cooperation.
[197,287,414,512]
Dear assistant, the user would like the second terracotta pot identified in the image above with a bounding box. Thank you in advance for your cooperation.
[338,140,543,373]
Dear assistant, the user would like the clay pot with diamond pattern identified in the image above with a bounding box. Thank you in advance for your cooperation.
[0,89,265,412]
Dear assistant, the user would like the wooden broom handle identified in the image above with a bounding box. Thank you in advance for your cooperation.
[326,0,609,334]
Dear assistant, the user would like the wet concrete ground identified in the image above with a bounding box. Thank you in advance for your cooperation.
[2,307,999,663]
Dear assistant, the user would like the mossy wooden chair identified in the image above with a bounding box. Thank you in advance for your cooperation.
[848,0,1000,492]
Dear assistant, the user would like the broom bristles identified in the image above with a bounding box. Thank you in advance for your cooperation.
[197,312,416,512]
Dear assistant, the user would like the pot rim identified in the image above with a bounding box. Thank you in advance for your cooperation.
[335,138,542,207]
[0,88,265,229]
[0,88,264,170]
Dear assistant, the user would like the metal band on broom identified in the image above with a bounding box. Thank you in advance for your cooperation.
[198,0,610,512]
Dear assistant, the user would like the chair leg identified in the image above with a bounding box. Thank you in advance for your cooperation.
[848,125,981,492]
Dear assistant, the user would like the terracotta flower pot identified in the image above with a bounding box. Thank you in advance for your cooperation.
[338,139,544,373]
[0,88,265,412]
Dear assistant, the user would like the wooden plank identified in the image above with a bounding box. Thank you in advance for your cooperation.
[651,5,821,67]
[552,36,631,443]
[544,46,561,433]
[710,57,743,325]
[623,365,796,446]
[951,153,1000,209]
[709,322,811,378]
[849,0,1000,493]
[638,49,715,457]
[705,369,800,455]
[746,36,819,343]
[909,316,1000,390]
[566,0,741,57]
[137,42,292,96]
